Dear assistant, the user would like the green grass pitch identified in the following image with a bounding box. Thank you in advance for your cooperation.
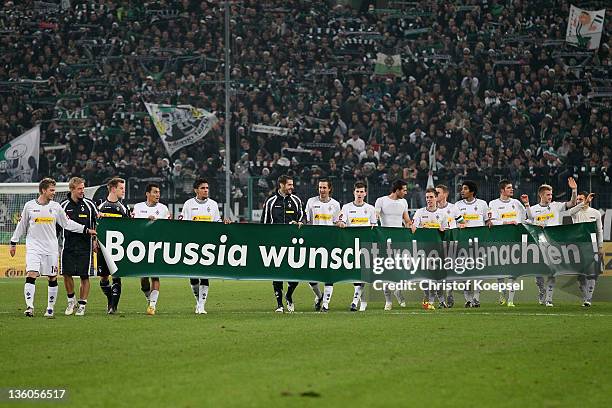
[1,277,611,408]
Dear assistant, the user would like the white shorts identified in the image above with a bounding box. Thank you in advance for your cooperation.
[26,253,59,277]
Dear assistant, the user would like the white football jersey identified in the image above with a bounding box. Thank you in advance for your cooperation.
[455,198,489,227]
[374,195,409,227]
[132,201,171,220]
[570,206,603,247]
[489,198,525,225]
[413,207,449,229]
[305,196,341,226]
[437,202,462,229]
[11,199,87,255]
[339,202,377,227]
[180,197,221,222]
[528,201,566,226]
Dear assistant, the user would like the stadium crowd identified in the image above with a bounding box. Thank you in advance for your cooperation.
[0,0,610,205]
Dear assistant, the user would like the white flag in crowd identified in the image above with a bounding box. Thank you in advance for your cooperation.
[565,5,606,50]
[145,103,218,156]
[0,125,40,182]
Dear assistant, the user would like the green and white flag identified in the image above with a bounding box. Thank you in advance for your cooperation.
[145,103,218,156]
[374,53,402,77]
[566,5,605,50]
[0,126,40,182]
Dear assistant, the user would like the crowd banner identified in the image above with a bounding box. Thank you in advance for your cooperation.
[565,5,605,50]
[97,219,600,282]
[144,103,218,156]
[0,125,40,182]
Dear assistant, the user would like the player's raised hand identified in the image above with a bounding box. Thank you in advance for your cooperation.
[87,228,97,236]
[586,193,595,204]
[520,194,529,205]
[568,177,577,190]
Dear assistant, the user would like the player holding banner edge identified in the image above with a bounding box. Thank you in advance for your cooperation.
[132,182,172,316]
[374,179,411,311]
[305,178,341,312]
[10,178,96,318]
[521,177,578,307]
[337,181,377,312]
[59,177,98,317]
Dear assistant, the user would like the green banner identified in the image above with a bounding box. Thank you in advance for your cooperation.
[97,219,600,282]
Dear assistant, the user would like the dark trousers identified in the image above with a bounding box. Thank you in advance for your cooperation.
[273,281,299,307]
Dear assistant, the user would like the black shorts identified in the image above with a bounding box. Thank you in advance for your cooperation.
[61,251,94,277]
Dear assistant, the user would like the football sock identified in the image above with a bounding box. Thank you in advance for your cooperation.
[100,279,111,304]
[111,278,122,309]
[323,285,333,308]
[273,281,283,308]
[586,278,596,303]
[141,278,151,300]
[497,278,507,300]
[199,285,208,308]
[447,288,454,301]
[47,280,58,310]
[394,289,405,304]
[463,287,473,302]
[24,277,36,308]
[286,281,298,303]
[149,289,159,308]
[577,276,586,301]
[352,283,363,306]
[508,278,516,303]
[189,279,199,304]
[428,289,435,304]
[436,289,446,303]
[535,276,545,299]
[545,277,555,303]
[383,288,393,304]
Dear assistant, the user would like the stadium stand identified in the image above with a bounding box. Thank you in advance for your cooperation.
[0,0,610,211]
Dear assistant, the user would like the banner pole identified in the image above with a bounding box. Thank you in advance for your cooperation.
[224,0,232,219]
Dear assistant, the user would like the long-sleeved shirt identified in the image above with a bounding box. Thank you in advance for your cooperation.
[261,191,304,225]
[526,201,567,227]
[569,205,603,249]
[11,199,88,255]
